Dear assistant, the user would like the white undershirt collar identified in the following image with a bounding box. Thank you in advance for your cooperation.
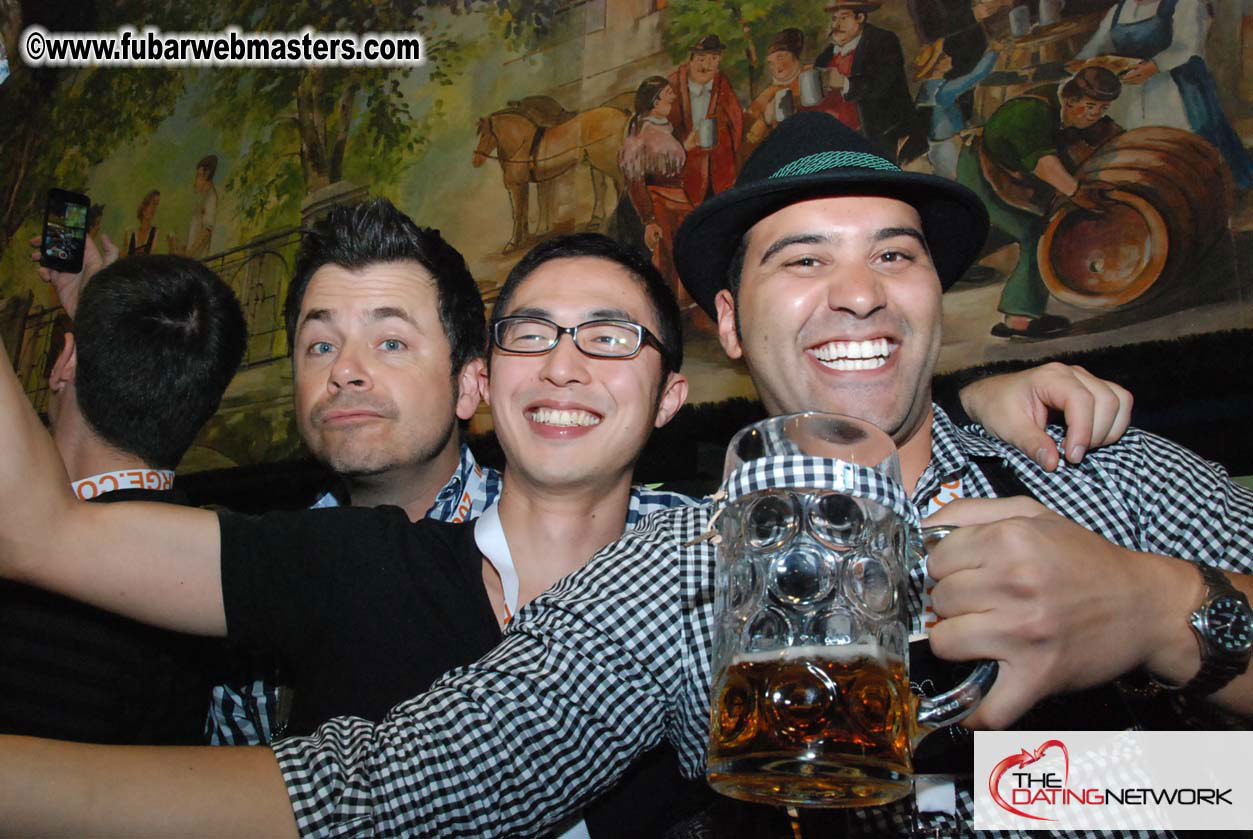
[474,500,520,618]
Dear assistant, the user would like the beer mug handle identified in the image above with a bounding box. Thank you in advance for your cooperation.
[912,525,999,740]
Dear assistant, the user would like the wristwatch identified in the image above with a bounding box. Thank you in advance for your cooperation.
[1167,562,1253,697]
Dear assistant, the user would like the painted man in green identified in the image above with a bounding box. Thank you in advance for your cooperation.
[959,66,1123,339]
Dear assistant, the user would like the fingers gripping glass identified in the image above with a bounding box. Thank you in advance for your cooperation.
[492,316,673,367]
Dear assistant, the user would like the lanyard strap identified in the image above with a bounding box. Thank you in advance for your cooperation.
[473,501,519,622]
[71,468,175,500]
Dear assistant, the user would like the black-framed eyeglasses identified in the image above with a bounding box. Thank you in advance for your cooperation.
[492,316,673,368]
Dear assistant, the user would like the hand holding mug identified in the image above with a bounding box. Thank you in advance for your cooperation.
[644,223,662,252]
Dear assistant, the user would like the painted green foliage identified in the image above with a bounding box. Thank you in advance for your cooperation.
[189,2,476,235]
[0,1,192,289]
[0,0,483,265]
[493,0,827,88]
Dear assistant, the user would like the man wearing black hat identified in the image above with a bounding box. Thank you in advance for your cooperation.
[814,1,915,161]
[1,116,1250,838]
[237,112,1242,836]
[958,66,1124,339]
[666,34,745,204]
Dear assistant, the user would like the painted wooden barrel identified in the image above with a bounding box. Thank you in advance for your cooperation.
[1038,127,1234,309]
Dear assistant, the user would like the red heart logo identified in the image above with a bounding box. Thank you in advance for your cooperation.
[989,739,1070,821]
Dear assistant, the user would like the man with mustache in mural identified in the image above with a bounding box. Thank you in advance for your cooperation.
[813,1,915,161]
[666,34,745,207]
[0,192,1155,833]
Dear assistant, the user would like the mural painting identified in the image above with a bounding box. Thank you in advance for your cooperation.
[1,0,1250,473]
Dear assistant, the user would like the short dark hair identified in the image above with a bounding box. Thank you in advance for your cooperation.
[136,190,160,222]
[726,233,750,300]
[722,233,754,338]
[493,233,683,373]
[72,255,246,469]
[1061,66,1121,103]
[196,155,218,180]
[285,198,487,378]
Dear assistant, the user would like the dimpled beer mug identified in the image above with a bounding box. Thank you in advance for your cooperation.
[706,412,997,808]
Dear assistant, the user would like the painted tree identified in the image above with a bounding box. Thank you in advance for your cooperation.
[190,2,477,234]
[0,0,190,267]
[485,0,826,96]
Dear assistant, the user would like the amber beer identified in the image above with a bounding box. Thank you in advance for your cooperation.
[707,644,917,807]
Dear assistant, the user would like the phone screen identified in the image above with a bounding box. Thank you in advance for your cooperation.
[41,189,91,273]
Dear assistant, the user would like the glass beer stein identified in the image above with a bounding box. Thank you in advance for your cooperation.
[706,413,997,808]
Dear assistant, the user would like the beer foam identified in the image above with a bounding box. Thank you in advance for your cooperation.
[730,643,901,666]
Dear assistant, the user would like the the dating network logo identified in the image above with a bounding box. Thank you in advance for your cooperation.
[989,738,1077,821]
[976,730,1250,831]
[987,736,1233,823]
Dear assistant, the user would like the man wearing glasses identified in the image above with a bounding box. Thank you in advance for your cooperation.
[222,229,712,836]
[206,201,698,752]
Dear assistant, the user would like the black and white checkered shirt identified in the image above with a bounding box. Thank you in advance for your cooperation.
[208,443,688,747]
[272,406,1253,837]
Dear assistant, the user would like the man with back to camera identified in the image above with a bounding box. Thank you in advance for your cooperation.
[0,245,245,746]
[28,198,507,748]
[0,143,1196,835]
[32,198,499,746]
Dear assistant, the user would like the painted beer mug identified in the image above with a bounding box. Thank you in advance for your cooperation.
[706,412,997,808]
[698,116,718,149]
[798,68,823,107]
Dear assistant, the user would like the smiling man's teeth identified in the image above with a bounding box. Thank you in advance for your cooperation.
[812,338,893,371]
[528,408,601,427]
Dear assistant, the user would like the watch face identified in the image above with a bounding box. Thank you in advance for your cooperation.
[1206,595,1253,655]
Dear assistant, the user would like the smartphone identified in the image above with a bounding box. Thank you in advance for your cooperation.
[41,188,91,273]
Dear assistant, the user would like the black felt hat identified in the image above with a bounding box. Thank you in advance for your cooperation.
[674,112,989,320]
[691,34,727,53]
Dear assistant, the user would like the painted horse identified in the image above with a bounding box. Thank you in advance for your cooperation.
[473,99,628,252]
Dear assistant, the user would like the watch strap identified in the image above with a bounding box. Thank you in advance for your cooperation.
[1171,562,1252,698]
